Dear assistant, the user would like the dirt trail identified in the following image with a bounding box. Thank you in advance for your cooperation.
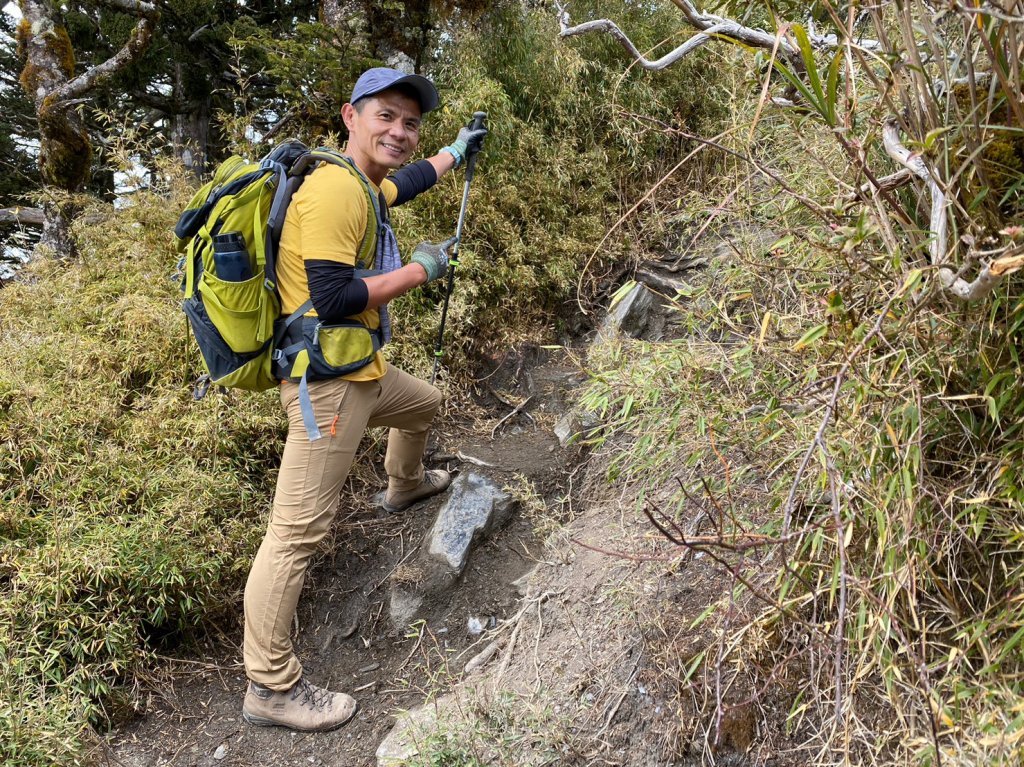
[100,350,585,767]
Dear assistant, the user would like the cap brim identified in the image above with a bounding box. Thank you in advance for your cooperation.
[389,74,440,113]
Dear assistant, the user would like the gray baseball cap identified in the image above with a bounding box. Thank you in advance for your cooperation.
[349,67,440,113]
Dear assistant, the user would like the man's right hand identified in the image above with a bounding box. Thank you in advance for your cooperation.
[410,236,457,283]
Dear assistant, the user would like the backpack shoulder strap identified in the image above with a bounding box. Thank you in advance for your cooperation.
[305,149,381,269]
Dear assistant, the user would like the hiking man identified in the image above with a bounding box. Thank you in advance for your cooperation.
[240,68,487,732]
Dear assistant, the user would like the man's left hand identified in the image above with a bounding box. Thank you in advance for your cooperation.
[441,124,488,168]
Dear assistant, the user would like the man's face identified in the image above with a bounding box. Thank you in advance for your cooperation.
[342,90,422,182]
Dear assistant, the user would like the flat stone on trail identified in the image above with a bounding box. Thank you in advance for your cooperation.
[427,472,514,573]
[375,705,440,766]
[389,587,424,628]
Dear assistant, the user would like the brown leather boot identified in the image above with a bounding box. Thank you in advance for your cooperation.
[242,677,357,732]
[382,469,452,513]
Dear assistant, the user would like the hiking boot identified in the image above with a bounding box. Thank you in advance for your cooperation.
[382,469,452,513]
[242,677,357,732]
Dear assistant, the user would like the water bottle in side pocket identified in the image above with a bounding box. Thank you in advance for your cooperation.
[212,232,253,282]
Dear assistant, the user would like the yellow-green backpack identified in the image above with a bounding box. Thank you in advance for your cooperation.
[173,141,378,397]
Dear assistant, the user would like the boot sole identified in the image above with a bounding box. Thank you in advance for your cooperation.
[380,498,421,514]
[242,701,359,732]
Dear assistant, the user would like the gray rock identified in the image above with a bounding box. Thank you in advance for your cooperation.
[213,744,227,760]
[427,473,514,574]
[376,705,439,766]
[389,587,424,627]
[554,414,575,447]
[603,282,655,338]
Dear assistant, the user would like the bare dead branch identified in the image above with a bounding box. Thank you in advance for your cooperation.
[952,2,1024,23]
[0,207,45,227]
[558,0,881,75]
[559,16,729,71]
[857,168,914,196]
[93,0,159,13]
[882,119,1024,300]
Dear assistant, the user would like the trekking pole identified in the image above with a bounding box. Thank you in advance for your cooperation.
[432,111,487,385]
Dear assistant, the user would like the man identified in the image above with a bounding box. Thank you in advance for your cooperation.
[240,68,487,732]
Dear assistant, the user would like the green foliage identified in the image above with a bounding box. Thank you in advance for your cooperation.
[228,16,372,141]
[571,2,1024,756]
[384,0,728,379]
[0,11,38,201]
[0,158,280,761]
[771,24,843,127]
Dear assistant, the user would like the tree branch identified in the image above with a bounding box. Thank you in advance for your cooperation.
[559,17,727,70]
[558,0,881,72]
[0,207,45,227]
[91,0,159,16]
[882,119,1024,301]
[50,3,160,107]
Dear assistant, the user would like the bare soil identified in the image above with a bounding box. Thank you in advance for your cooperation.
[98,349,586,767]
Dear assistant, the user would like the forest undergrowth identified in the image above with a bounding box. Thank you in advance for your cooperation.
[568,3,1024,764]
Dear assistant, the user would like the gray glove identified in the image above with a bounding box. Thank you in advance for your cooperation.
[440,124,488,168]
[410,236,457,283]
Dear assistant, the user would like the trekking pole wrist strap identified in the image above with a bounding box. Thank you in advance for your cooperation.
[440,143,465,168]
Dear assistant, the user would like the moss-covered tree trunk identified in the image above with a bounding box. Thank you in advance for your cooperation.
[16,0,158,258]
[171,62,212,179]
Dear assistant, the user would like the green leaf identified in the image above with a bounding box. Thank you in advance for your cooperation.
[824,48,842,126]
[793,24,825,110]
[899,269,924,296]
[792,323,828,351]
[609,280,637,309]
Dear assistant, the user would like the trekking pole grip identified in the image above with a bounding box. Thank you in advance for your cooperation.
[464,111,487,183]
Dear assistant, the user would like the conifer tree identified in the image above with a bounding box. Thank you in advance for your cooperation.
[16,0,159,256]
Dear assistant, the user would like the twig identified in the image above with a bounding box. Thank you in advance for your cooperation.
[495,590,562,681]
[463,640,500,675]
[491,396,534,439]
[456,451,497,468]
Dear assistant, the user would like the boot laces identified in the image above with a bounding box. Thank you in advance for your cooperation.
[291,677,333,710]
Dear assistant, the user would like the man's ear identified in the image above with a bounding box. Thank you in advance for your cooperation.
[341,102,355,130]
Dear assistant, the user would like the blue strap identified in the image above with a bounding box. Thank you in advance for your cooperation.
[275,340,305,358]
[278,300,312,337]
[298,372,322,441]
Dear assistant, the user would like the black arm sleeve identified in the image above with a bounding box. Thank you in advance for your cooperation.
[388,159,438,206]
[305,260,369,322]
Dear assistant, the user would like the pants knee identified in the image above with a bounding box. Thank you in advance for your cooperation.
[427,385,442,415]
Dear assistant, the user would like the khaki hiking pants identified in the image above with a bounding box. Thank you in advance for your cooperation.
[243,364,441,689]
